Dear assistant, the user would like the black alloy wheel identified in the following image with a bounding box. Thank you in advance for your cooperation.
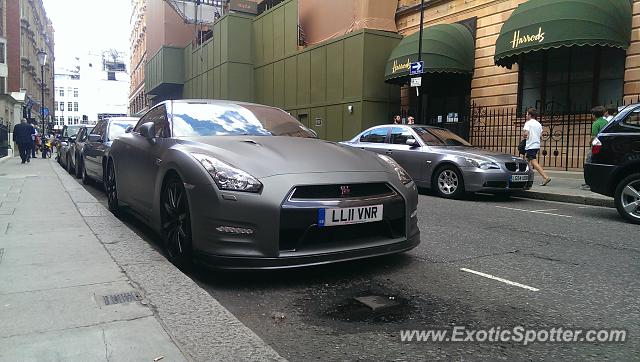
[106,160,120,215]
[161,176,193,269]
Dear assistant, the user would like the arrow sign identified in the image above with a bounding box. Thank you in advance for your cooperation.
[410,61,424,75]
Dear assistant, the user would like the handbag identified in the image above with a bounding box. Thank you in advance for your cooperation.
[517,139,526,155]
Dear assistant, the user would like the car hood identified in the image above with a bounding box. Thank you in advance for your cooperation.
[178,136,390,178]
[430,146,521,163]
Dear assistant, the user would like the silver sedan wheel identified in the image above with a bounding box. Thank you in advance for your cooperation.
[438,170,459,195]
[620,181,640,220]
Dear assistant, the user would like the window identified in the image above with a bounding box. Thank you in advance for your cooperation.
[0,42,5,64]
[54,102,58,111]
[74,117,79,125]
[59,88,64,97]
[59,102,64,111]
[519,47,625,114]
[91,121,107,138]
[73,88,78,97]
[0,76,5,94]
[610,106,640,133]
[67,102,72,111]
[67,87,72,95]
[389,127,416,145]
[67,116,72,124]
[107,71,116,81]
[359,128,388,143]
[73,102,78,112]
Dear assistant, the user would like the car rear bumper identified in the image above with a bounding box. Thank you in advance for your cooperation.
[193,230,420,270]
[584,162,616,196]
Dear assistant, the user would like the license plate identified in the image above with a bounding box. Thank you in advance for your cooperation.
[510,175,529,182]
[318,205,384,227]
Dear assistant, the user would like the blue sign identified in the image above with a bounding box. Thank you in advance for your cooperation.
[43,107,49,117]
[410,61,424,75]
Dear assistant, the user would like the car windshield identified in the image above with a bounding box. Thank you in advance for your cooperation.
[108,121,137,141]
[64,126,82,137]
[416,127,472,147]
[171,103,316,138]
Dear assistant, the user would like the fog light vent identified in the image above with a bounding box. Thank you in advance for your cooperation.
[216,226,254,235]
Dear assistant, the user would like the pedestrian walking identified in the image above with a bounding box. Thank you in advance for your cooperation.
[12,118,35,164]
[393,115,402,124]
[591,106,608,139]
[604,104,617,123]
[521,107,551,186]
[30,128,39,158]
[407,116,415,125]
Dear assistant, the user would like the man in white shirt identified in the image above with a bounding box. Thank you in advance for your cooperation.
[604,104,617,122]
[521,107,551,186]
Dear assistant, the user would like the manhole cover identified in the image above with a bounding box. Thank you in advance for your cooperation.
[102,291,142,306]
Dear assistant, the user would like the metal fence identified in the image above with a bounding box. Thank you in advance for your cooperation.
[0,123,9,158]
[398,96,640,170]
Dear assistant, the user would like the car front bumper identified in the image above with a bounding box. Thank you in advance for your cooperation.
[461,167,534,193]
[186,171,420,269]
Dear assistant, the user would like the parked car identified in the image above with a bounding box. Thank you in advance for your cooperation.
[81,117,138,185]
[57,125,83,169]
[584,104,640,224]
[343,125,534,199]
[107,100,420,269]
[68,126,94,178]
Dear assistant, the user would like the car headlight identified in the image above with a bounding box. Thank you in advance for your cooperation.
[377,154,412,185]
[191,153,262,193]
[465,158,500,170]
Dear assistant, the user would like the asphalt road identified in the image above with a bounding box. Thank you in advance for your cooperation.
[74,172,639,361]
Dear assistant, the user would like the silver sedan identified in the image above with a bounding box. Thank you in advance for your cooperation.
[343,125,534,198]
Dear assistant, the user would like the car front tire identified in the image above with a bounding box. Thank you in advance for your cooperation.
[106,159,120,215]
[433,165,465,199]
[161,174,193,269]
[75,154,83,179]
[614,173,640,225]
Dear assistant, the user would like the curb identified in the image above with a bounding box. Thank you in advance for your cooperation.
[51,161,285,361]
[0,155,11,165]
[516,190,615,208]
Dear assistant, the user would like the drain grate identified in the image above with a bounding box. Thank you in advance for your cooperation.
[102,291,142,306]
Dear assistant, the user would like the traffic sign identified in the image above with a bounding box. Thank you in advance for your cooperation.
[410,61,424,75]
[410,77,422,87]
[42,107,49,117]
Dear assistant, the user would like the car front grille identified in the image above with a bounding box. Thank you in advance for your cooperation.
[290,183,394,199]
[505,162,528,172]
[279,192,405,252]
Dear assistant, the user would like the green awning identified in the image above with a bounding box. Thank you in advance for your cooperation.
[385,23,475,82]
[494,0,632,68]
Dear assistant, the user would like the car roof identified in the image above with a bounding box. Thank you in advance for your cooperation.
[167,99,285,111]
[366,124,448,132]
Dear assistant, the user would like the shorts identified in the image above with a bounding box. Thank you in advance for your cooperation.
[525,149,539,161]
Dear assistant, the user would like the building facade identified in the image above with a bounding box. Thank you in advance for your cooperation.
[82,50,130,123]
[129,0,147,116]
[1,0,54,157]
[53,57,82,128]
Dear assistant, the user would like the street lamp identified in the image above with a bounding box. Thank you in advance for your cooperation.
[37,49,47,158]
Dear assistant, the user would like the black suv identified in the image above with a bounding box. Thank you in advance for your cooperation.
[584,104,640,224]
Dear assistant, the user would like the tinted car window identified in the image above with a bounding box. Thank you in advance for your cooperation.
[359,128,388,143]
[426,128,472,146]
[413,127,445,146]
[389,127,416,145]
[63,126,82,138]
[108,121,138,141]
[91,121,107,138]
[610,106,640,133]
[170,103,315,138]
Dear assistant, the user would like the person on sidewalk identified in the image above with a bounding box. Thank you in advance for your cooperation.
[12,118,35,164]
[591,106,608,138]
[604,104,617,122]
[30,128,39,159]
[393,115,402,124]
[407,116,415,125]
[521,107,551,186]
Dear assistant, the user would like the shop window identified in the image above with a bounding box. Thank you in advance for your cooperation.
[518,47,625,114]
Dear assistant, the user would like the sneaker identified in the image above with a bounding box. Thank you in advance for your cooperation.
[540,178,551,186]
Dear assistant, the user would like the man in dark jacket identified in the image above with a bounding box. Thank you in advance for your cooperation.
[12,118,35,163]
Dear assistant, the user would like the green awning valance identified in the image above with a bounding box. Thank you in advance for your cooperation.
[385,23,474,82]
[494,0,632,68]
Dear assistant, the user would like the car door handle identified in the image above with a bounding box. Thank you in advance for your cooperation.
[385,150,393,155]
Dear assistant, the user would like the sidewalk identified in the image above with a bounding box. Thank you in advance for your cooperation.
[518,170,614,208]
[0,157,283,361]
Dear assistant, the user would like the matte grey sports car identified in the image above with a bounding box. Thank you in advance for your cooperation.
[107,100,420,269]
[343,125,534,198]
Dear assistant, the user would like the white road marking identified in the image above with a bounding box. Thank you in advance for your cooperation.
[533,209,558,212]
[495,205,572,218]
[460,268,540,292]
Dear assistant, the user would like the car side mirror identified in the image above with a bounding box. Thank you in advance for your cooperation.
[139,122,156,144]
[125,126,134,133]
[88,134,101,142]
[406,138,419,147]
